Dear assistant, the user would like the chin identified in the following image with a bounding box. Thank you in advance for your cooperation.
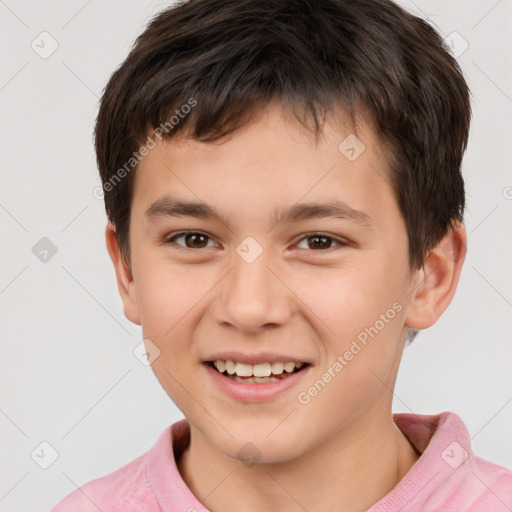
[215,427,305,466]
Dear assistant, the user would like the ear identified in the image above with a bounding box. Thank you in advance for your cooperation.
[105,223,141,325]
[404,222,467,330]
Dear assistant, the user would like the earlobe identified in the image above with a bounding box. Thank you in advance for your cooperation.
[404,222,467,331]
[105,223,141,325]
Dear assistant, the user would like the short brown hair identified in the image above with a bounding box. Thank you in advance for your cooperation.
[94,0,472,269]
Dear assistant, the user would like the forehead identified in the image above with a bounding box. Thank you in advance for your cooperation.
[131,101,398,230]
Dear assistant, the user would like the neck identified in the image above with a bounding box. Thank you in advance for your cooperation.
[177,408,420,512]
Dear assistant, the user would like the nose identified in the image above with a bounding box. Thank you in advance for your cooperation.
[213,246,294,333]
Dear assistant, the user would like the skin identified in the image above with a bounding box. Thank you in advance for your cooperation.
[106,99,466,512]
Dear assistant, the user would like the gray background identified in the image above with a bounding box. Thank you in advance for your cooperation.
[1,1,511,511]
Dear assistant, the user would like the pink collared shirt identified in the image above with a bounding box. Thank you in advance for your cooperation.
[51,411,512,511]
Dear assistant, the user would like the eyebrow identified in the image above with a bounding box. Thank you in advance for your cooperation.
[144,196,374,228]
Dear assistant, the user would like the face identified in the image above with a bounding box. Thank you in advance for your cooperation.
[118,101,419,463]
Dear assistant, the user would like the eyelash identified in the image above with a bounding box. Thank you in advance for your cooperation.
[164,231,349,252]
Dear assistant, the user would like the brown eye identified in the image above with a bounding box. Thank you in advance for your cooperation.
[307,235,334,250]
[167,232,216,249]
[184,233,209,248]
[295,233,347,251]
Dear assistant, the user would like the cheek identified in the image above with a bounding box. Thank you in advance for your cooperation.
[134,259,210,368]
[136,276,205,409]
[296,313,404,439]
[292,261,406,396]
[290,260,402,339]
[135,257,210,336]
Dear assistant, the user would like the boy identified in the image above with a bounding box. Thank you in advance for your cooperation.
[51,0,512,510]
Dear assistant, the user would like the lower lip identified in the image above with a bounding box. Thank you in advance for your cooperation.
[204,363,312,403]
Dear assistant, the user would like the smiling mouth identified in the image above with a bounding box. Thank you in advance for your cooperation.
[206,360,310,383]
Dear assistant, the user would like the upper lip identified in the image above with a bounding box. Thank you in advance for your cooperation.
[204,352,311,366]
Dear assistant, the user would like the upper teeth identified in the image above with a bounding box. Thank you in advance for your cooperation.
[214,360,305,377]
